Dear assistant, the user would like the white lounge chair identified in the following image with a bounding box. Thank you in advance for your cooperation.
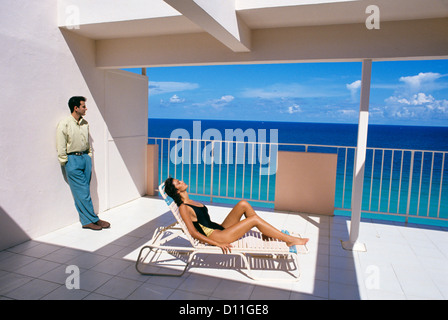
[135,183,307,281]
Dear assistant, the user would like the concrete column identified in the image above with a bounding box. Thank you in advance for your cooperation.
[342,59,372,252]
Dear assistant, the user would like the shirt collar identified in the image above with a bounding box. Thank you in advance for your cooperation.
[70,115,85,125]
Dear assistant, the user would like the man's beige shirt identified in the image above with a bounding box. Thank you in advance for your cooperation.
[56,115,93,165]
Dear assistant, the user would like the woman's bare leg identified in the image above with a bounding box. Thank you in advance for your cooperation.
[221,200,257,228]
[221,200,273,240]
[210,214,309,247]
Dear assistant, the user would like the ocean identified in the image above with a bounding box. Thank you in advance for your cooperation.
[149,118,448,151]
[148,118,448,226]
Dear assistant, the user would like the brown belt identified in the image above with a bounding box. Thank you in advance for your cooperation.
[67,151,88,156]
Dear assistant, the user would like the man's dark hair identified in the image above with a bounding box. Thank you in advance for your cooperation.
[68,96,86,113]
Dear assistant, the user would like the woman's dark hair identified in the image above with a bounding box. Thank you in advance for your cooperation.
[164,177,183,206]
[68,96,86,113]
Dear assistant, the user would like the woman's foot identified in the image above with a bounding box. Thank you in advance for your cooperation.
[287,237,309,247]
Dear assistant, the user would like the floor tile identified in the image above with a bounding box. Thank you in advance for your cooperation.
[13,243,60,258]
[6,279,60,300]
[329,282,361,300]
[15,259,61,278]
[66,252,107,269]
[91,257,133,276]
[250,285,291,300]
[167,289,209,300]
[41,247,85,264]
[210,279,255,300]
[40,264,78,285]
[79,269,114,292]
[0,253,36,272]
[177,273,222,296]
[126,282,175,300]
[41,285,90,300]
[0,272,34,296]
[94,277,142,299]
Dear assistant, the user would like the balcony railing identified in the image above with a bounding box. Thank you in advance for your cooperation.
[149,137,448,225]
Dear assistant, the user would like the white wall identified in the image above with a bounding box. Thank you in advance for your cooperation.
[0,0,148,250]
[105,70,148,209]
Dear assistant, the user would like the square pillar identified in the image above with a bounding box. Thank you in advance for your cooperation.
[342,59,372,252]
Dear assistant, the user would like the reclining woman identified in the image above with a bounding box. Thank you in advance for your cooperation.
[164,177,309,254]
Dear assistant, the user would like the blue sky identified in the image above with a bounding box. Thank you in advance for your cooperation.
[126,59,448,126]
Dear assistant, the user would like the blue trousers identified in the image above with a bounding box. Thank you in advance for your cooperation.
[65,154,99,226]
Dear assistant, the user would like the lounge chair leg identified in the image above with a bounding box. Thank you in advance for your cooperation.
[135,246,192,277]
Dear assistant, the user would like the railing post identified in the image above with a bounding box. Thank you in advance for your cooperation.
[405,151,415,224]
[210,141,214,203]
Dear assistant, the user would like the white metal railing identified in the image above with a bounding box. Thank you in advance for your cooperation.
[149,137,448,224]
[335,147,448,223]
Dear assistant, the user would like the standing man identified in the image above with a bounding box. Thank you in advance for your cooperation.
[56,96,110,230]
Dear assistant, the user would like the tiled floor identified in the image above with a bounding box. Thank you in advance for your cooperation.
[1,196,448,300]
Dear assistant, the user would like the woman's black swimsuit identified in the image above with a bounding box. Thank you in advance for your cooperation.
[185,203,224,237]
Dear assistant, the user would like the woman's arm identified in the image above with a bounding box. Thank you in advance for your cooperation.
[178,205,232,253]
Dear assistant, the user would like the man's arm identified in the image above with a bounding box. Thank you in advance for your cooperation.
[56,122,68,165]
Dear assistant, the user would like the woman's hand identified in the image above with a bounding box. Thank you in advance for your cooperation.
[217,242,232,254]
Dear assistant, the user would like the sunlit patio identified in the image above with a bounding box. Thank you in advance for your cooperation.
[1,196,447,300]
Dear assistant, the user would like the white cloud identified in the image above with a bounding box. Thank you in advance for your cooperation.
[282,104,302,114]
[169,94,185,103]
[346,80,361,101]
[149,81,199,95]
[210,95,235,109]
[191,95,235,110]
[241,83,341,99]
[346,80,361,91]
[338,109,357,117]
[388,92,435,106]
[370,72,448,123]
[219,95,234,103]
[399,72,442,92]
[381,92,447,121]
[241,84,301,99]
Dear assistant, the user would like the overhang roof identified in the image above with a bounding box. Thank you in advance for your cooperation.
[60,0,448,39]
[58,0,448,67]
[238,0,448,29]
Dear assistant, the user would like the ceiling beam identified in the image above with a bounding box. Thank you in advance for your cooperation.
[163,0,251,52]
[96,18,448,68]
